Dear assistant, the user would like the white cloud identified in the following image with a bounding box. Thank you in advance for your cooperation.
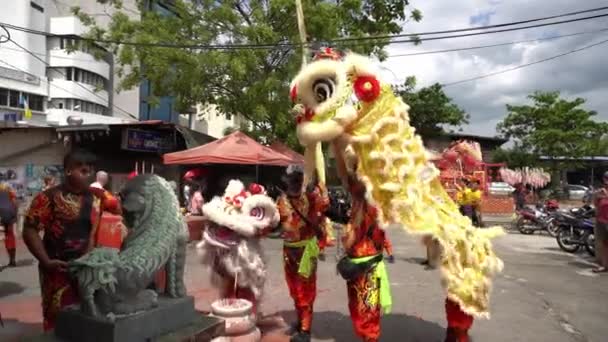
[381,0,608,136]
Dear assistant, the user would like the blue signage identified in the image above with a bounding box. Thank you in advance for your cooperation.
[121,128,164,152]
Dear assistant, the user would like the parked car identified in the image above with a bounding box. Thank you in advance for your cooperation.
[565,184,589,201]
[488,182,515,196]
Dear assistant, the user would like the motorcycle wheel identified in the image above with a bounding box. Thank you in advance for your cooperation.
[546,222,560,238]
[556,228,581,253]
[517,217,535,235]
[585,234,596,257]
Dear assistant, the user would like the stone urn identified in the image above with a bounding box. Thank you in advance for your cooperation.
[210,298,261,342]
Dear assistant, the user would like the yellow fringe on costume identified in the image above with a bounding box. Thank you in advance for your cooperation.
[350,85,504,317]
[290,53,504,318]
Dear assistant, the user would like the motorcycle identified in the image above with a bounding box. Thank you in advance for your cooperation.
[515,200,560,237]
[554,210,595,256]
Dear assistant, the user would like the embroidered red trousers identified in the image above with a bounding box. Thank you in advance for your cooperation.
[283,246,317,332]
[39,268,80,331]
[347,271,381,342]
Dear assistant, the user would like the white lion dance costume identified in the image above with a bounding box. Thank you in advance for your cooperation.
[290,48,504,341]
[197,180,280,313]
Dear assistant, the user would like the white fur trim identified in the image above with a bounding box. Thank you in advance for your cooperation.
[292,59,348,114]
[202,197,256,237]
[297,120,345,145]
[223,180,245,198]
[342,53,378,79]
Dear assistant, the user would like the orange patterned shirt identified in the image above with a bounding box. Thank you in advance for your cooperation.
[277,185,329,243]
[344,195,385,258]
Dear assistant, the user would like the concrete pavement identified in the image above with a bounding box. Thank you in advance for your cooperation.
[1,225,607,342]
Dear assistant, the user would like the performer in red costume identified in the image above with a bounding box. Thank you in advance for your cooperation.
[341,174,392,342]
[22,149,121,331]
[306,171,333,260]
[277,165,329,342]
[445,298,474,342]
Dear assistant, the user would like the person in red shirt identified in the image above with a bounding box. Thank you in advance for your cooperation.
[277,165,329,342]
[593,171,608,273]
[22,149,121,331]
[341,173,392,342]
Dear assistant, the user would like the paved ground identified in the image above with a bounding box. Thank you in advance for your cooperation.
[1,221,607,342]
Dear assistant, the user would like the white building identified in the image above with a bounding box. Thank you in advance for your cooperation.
[1,0,241,136]
[0,0,134,126]
[0,0,48,126]
[178,104,252,139]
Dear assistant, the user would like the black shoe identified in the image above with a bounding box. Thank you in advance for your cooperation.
[420,259,429,265]
[291,331,311,342]
[318,253,326,262]
[387,255,395,263]
[287,322,301,335]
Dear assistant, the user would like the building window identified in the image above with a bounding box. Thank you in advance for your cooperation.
[30,1,44,13]
[66,67,72,81]
[0,88,7,106]
[9,90,19,108]
[29,94,44,111]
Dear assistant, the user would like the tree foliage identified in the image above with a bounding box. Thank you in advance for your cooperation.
[491,147,539,169]
[497,91,608,167]
[394,76,468,135]
[497,91,608,186]
[74,0,422,147]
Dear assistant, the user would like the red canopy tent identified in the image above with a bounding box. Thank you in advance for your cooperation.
[163,131,294,166]
[269,141,304,165]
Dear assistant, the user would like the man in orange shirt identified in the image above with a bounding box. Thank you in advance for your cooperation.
[277,165,329,342]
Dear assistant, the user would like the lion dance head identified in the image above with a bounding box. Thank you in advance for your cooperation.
[196,180,279,299]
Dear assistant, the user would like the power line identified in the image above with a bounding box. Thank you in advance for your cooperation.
[387,28,608,58]
[3,28,605,63]
[1,9,608,50]
[441,37,608,87]
[7,38,138,119]
[340,5,608,42]
[1,44,112,63]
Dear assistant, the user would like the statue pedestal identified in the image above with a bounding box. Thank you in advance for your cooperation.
[52,296,218,342]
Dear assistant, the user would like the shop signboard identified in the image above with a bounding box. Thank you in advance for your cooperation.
[121,128,167,153]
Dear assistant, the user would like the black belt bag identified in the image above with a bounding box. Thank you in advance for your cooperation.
[337,253,383,281]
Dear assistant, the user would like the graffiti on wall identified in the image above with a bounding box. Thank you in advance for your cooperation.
[25,164,64,194]
[0,166,26,200]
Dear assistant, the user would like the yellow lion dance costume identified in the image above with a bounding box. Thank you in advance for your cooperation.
[289,48,504,319]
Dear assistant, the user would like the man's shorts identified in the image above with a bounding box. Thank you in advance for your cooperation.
[595,222,608,242]
[0,207,17,227]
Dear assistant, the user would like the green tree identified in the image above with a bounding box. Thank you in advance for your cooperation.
[394,76,469,135]
[497,91,608,182]
[74,0,422,148]
[491,147,539,169]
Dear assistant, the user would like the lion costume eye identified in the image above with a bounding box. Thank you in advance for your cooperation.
[312,78,336,103]
[250,207,265,220]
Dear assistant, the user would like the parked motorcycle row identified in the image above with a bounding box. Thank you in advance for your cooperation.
[512,201,596,257]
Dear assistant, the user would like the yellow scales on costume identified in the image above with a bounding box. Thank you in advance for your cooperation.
[290,50,504,318]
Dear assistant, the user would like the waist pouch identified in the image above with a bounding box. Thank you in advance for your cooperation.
[337,254,383,281]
